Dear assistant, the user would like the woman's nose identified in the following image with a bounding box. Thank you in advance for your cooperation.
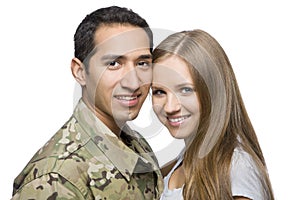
[164,93,181,114]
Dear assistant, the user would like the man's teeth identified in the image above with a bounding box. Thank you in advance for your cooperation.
[117,96,137,101]
[168,116,188,122]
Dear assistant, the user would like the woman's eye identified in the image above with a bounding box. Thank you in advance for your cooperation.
[152,89,165,96]
[107,61,121,70]
[181,87,194,94]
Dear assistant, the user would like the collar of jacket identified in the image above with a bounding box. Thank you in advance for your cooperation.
[73,99,158,182]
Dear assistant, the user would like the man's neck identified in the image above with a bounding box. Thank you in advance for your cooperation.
[82,97,124,137]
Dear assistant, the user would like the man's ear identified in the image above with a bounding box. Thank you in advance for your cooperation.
[71,58,86,86]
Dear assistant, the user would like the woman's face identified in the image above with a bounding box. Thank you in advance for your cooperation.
[152,55,200,142]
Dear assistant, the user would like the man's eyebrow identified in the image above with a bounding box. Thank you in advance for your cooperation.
[101,54,123,61]
[138,54,152,59]
[101,54,152,61]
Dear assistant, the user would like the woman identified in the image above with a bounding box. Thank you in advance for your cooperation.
[152,29,274,200]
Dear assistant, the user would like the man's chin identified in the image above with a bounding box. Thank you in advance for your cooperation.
[128,112,138,121]
[113,110,139,124]
[126,109,139,121]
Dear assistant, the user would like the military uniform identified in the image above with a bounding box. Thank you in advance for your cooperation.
[12,99,163,199]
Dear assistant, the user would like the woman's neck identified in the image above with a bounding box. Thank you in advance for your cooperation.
[168,161,185,190]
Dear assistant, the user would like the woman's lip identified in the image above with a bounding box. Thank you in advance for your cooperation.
[166,115,190,126]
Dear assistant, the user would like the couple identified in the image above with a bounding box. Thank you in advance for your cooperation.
[12,6,274,200]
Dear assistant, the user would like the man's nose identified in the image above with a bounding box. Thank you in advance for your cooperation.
[120,64,140,91]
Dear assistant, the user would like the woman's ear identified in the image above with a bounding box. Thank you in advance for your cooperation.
[71,58,86,86]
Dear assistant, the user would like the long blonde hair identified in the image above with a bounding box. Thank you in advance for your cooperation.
[153,29,274,199]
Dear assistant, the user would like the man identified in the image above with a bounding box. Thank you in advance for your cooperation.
[12,6,163,199]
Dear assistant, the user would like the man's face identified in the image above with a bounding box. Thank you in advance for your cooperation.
[83,24,152,132]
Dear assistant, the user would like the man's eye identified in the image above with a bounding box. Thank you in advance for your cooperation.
[107,61,121,70]
[137,61,151,69]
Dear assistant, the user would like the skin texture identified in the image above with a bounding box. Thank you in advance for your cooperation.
[12,7,163,200]
[71,24,152,136]
[152,55,251,199]
[152,55,200,142]
[152,55,199,190]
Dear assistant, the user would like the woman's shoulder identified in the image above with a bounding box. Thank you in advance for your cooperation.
[231,147,257,169]
[230,146,265,200]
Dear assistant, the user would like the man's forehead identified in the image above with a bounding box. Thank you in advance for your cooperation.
[94,25,150,55]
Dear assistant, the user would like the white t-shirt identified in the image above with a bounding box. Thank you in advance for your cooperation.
[160,147,265,200]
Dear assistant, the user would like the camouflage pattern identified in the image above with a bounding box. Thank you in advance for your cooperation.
[12,99,163,199]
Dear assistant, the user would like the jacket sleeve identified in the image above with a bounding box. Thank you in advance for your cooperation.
[12,172,86,200]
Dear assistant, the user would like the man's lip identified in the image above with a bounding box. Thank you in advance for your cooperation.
[114,93,142,99]
[114,93,142,107]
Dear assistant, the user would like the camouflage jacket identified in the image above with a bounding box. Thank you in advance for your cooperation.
[12,99,163,199]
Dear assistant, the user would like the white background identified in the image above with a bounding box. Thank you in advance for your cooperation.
[1,0,299,199]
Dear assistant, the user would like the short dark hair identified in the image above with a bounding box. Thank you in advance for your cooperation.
[74,6,153,64]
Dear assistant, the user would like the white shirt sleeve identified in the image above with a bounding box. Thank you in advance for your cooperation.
[161,148,266,200]
[230,148,265,200]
